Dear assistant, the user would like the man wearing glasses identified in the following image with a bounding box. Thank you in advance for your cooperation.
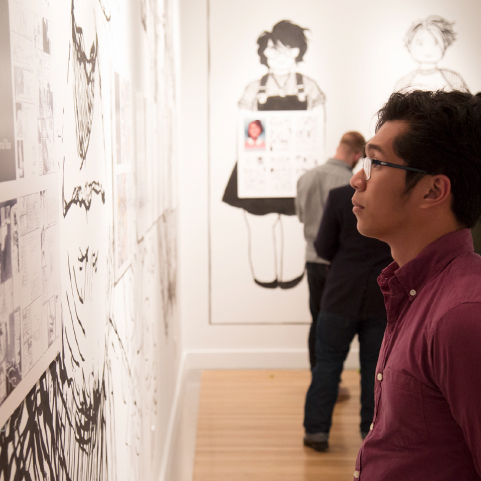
[350,90,481,481]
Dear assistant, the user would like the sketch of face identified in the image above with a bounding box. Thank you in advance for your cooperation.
[409,28,444,65]
[248,122,262,141]
[264,39,300,73]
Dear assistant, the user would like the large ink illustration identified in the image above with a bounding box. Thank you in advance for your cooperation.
[0,0,179,478]
[395,15,469,93]
[222,20,325,289]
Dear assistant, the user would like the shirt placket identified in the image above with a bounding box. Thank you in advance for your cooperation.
[374,279,407,422]
[355,278,408,480]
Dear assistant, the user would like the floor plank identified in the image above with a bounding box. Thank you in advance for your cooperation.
[193,370,362,481]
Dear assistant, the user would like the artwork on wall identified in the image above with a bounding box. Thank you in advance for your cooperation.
[395,15,469,92]
[0,0,18,184]
[112,72,133,282]
[0,0,62,429]
[0,0,179,478]
[209,9,326,324]
[207,0,481,326]
[237,111,324,199]
[71,0,98,167]
[222,20,326,291]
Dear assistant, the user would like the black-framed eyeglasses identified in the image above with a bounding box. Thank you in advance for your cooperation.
[360,157,428,181]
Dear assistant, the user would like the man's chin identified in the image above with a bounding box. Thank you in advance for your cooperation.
[356,222,377,240]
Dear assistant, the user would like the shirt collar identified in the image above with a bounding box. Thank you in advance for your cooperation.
[327,158,352,172]
[378,228,474,300]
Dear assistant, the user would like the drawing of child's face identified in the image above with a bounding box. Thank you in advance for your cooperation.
[264,39,299,72]
[248,121,262,140]
[409,28,444,64]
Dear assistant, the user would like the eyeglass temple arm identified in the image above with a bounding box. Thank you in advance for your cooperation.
[375,160,427,174]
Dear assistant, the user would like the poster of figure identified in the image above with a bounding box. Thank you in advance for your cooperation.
[0,191,60,424]
[8,0,55,179]
[237,110,323,198]
[0,200,20,404]
[0,0,61,428]
[222,20,325,292]
[395,15,469,92]
[210,14,326,324]
[0,0,17,183]
[15,102,37,178]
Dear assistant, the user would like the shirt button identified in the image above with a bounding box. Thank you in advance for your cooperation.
[377,372,383,381]
[354,471,360,479]
[370,423,374,431]
[410,289,417,296]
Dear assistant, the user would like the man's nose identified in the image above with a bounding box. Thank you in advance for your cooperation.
[350,169,366,191]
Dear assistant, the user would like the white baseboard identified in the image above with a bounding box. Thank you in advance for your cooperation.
[158,352,187,481]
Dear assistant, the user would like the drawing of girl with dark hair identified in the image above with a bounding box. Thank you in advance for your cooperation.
[223,20,325,289]
[395,15,469,92]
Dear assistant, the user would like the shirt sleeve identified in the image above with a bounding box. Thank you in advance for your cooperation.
[238,80,260,110]
[314,189,340,261]
[300,76,324,107]
[431,303,481,476]
[440,70,470,93]
[295,175,305,222]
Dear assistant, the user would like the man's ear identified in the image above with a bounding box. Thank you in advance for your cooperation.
[421,175,451,207]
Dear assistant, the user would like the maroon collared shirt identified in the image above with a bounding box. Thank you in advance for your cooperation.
[354,229,481,481]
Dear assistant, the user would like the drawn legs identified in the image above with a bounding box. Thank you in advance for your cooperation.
[243,211,305,289]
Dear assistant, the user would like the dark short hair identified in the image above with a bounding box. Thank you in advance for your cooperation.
[257,20,308,67]
[376,90,481,228]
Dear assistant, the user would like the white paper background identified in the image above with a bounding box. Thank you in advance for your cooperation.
[208,0,481,325]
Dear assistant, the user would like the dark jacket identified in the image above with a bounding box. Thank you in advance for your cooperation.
[314,184,392,319]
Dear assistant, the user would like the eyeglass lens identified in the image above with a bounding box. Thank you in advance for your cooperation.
[363,157,371,180]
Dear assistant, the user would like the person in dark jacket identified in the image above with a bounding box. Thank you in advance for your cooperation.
[303,184,392,452]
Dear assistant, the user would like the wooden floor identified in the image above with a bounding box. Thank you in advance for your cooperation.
[193,370,362,481]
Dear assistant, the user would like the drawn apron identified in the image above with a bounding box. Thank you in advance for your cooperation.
[222,73,308,216]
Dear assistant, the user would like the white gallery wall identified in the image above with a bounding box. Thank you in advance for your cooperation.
[0,0,180,480]
[178,0,481,368]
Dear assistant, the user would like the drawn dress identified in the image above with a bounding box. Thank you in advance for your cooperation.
[222,72,325,215]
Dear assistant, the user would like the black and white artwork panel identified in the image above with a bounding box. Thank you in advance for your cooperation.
[207,0,481,325]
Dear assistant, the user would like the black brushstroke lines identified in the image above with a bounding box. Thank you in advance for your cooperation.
[140,0,147,31]
[71,0,98,168]
[0,336,115,481]
[158,210,177,337]
[105,233,134,400]
[70,247,98,304]
[0,232,127,480]
[62,158,106,218]
[65,257,87,371]
[98,0,112,22]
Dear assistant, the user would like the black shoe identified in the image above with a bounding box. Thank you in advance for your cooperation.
[254,278,278,289]
[303,436,329,452]
[278,271,305,289]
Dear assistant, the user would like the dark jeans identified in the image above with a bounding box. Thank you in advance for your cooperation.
[306,262,329,369]
[304,311,386,435]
